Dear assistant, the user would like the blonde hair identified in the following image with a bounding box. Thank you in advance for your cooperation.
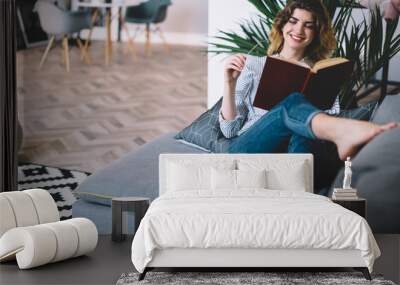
[267,0,336,62]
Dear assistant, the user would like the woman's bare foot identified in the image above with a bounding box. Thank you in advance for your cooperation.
[334,121,397,160]
[312,114,398,160]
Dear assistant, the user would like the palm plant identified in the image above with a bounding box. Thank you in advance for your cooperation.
[209,0,400,109]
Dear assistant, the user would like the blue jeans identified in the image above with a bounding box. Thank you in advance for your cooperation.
[229,93,322,153]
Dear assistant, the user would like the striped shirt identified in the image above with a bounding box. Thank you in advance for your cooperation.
[219,55,341,138]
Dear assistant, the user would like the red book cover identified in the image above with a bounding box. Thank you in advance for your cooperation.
[303,61,353,110]
[253,56,352,110]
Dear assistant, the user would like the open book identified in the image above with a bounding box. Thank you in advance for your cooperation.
[253,56,353,110]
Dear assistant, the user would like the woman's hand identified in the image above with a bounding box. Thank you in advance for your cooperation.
[221,54,246,120]
[224,54,247,85]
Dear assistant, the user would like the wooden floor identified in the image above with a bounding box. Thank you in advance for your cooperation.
[17,41,207,172]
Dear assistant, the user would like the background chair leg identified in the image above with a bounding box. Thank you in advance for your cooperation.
[83,9,99,59]
[39,36,55,69]
[121,19,137,60]
[127,39,137,60]
[105,9,112,65]
[51,38,56,49]
[62,35,70,72]
[145,24,151,56]
[127,26,141,55]
[76,38,91,64]
[61,38,66,64]
[156,26,170,53]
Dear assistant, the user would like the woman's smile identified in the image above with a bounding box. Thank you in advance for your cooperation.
[289,33,306,42]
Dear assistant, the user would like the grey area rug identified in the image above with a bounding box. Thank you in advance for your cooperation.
[18,163,90,220]
[116,272,395,285]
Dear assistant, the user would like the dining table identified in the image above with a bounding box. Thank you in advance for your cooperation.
[76,0,145,65]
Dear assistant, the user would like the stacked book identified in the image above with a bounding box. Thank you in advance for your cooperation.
[332,188,358,200]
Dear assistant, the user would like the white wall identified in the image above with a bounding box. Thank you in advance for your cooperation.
[207,1,400,107]
[207,0,258,107]
[163,0,207,34]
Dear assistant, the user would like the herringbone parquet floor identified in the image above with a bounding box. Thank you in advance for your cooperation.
[17,41,207,172]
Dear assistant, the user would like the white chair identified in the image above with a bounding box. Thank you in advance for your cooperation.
[35,0,93,72]
[0,189,98,269]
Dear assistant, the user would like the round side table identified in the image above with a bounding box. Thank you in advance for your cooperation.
[112,197,150,242]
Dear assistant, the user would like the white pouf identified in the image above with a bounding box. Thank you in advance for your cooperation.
[0,189,98,269]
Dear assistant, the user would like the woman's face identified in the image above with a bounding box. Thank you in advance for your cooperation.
[281,8,316,54]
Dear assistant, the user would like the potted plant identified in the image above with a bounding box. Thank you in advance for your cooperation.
[209,0,400,109]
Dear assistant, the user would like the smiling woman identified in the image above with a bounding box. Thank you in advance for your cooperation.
[267,0,336,62]
[218,0,398,164]
[0,0,18,192]
[219,0,400,182]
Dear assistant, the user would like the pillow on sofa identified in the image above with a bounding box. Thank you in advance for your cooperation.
[174,98,230,153]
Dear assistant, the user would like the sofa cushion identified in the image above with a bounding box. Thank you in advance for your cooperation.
[331,128,400,233]
[174,98,230,153]
[371,94,400,124]
[76,133,206,206]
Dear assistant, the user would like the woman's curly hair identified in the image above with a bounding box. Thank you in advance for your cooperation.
[267,0,336,62]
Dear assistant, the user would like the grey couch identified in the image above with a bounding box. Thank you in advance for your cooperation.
[74,94,400,234]
[73,135,206,233]
[331,94,400,233]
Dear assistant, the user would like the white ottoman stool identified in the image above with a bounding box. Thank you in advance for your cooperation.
[0,189,98,269]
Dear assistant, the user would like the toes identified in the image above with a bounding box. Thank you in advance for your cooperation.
[387,122,398,128]
[380,122,398,131]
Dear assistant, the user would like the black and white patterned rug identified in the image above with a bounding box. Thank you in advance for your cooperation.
[117,271,395,285]
[18,163,91,220]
